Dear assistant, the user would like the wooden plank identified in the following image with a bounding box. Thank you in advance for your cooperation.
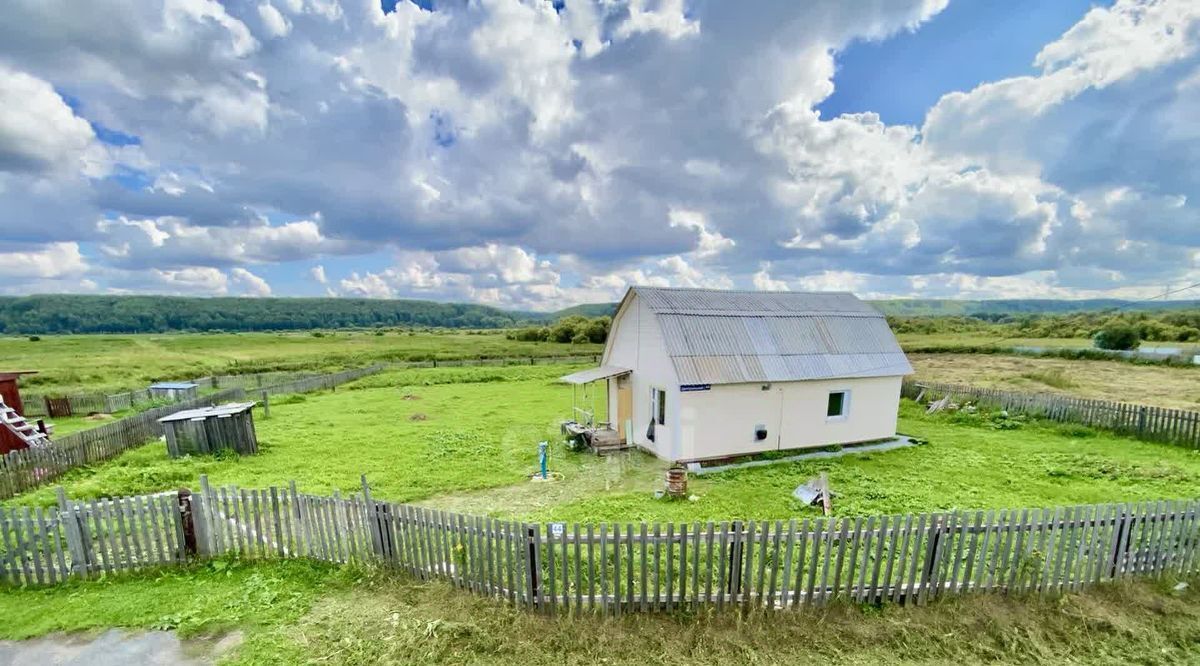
[599,523,609,615]
[665,522,675,612]
[888,513,902,602]
[855,517,874,603]
[529,523,542,611]
[867,516,889,603]
[0,508,20,583]
[817,518,836,607]
[740,521,756,612]
[716,522,729,612]
[622,523,633,611]
[639,522,648,612]
[561,521,570,611]
[23,507,45,584]
[755,520,770,610]
[957,511,983,594]
[1039,507,1062,595]
[586,523,596,611]
[44,506,67,583]
[704,522,716,607]
[653,522,662,610]
[767,520,782,609]
[88,499,111,576]
[829,518,850,603]
[545,520,559,613]
[904,514,928,605]
[1004,509,1030,594]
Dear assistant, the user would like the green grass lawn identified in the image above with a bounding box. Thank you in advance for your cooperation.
[11,365,1200,528]
[9,364,1200,665]
[0,331,602,394]
[1,559,1199,665]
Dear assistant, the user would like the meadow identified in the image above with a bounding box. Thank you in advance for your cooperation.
[12,364,1200,527]
[909,353,1200,410]
[8,341,1200,664]
[2,560,1199,665]
[0,330,603,394]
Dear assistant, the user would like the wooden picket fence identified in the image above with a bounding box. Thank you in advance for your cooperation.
[904,380,1200,449]
[1,365,389,500]
[5,478,1200,615]
[0,388,246,499]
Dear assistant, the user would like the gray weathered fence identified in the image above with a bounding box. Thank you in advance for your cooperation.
[904,379,1200,449]
[5,479,1199,615]
[21,355,597,418]
[2,365,388,500]
[386,354,600,369]
[0,388,246,499]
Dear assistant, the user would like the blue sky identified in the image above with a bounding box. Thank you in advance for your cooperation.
[819,0,1112,126]
[0,0,1197,309]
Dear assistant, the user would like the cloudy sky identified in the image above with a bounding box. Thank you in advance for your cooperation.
[1,0,1198,309]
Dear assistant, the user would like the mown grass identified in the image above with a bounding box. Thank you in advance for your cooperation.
[0,331,601,394]
[911,353,1200,410]
[2,559,1200,665]
[11,365,1200,528]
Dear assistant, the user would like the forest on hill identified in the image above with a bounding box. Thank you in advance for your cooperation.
[0,295,537,334]
[1,293,1199,340]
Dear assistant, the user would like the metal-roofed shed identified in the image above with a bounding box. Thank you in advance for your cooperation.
[159,401,258,458]
[149,381,199,402]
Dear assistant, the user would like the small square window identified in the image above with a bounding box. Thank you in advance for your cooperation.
[827,391,848,418]
[650,388,666,426]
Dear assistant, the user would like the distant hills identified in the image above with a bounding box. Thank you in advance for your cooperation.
[870,298,1200,316]
[0,294,1196,335]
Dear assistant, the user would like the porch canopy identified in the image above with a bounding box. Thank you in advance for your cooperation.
[560,365,630,385]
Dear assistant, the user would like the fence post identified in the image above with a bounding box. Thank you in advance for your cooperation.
[361,475,383,562]
[56,486,89,576]
[196,475,213,556]
[261,391,270,418]
[1137,407,1148,436]
[177,488,199,559]
[527,524,541,608]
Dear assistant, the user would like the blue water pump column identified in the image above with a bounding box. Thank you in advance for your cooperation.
[538,441,548,480]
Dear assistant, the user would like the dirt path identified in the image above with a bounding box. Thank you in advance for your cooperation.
[0,629,241,666]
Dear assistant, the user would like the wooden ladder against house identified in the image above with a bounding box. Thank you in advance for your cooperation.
[0,395,51,449]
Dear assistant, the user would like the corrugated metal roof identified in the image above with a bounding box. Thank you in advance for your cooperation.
[159,402,256,423]
[630,287,912,384]
[150,382,199,390]
[560,365,631,385]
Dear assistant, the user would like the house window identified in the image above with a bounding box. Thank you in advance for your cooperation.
[651,388,666,426]
[827,391,849,419]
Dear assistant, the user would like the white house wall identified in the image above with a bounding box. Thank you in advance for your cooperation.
[604,292,680,459]
[678,375,903,462]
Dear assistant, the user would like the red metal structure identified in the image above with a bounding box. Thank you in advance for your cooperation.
[0,371,36,416]
[0,371,43,454]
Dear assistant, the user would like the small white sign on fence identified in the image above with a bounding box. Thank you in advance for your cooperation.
[549,522,565,538]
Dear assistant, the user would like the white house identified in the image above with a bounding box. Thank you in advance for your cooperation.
[561,287,912,463]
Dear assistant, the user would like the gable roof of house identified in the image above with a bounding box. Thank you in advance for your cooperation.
[626,286,912,385]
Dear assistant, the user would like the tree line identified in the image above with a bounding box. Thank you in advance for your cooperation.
[0,295,544,334]
[887,309,1200,348]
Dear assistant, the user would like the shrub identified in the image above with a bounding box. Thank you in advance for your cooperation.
[1094,323,1141,350]
[27,335,40,342]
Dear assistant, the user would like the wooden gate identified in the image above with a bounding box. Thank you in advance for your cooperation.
[44,397,72,417]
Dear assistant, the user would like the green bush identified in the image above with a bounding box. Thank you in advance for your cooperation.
[1094,323,1141,350]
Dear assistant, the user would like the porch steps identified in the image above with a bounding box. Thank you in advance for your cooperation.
[0,396,51,449]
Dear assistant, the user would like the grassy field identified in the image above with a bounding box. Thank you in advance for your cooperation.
[12,365,1200,526]
[8,347,1200,664]
[895,332,1096,350]
[0,331,602,394]
[910,353,1200,410]
[1,559,1199,665]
